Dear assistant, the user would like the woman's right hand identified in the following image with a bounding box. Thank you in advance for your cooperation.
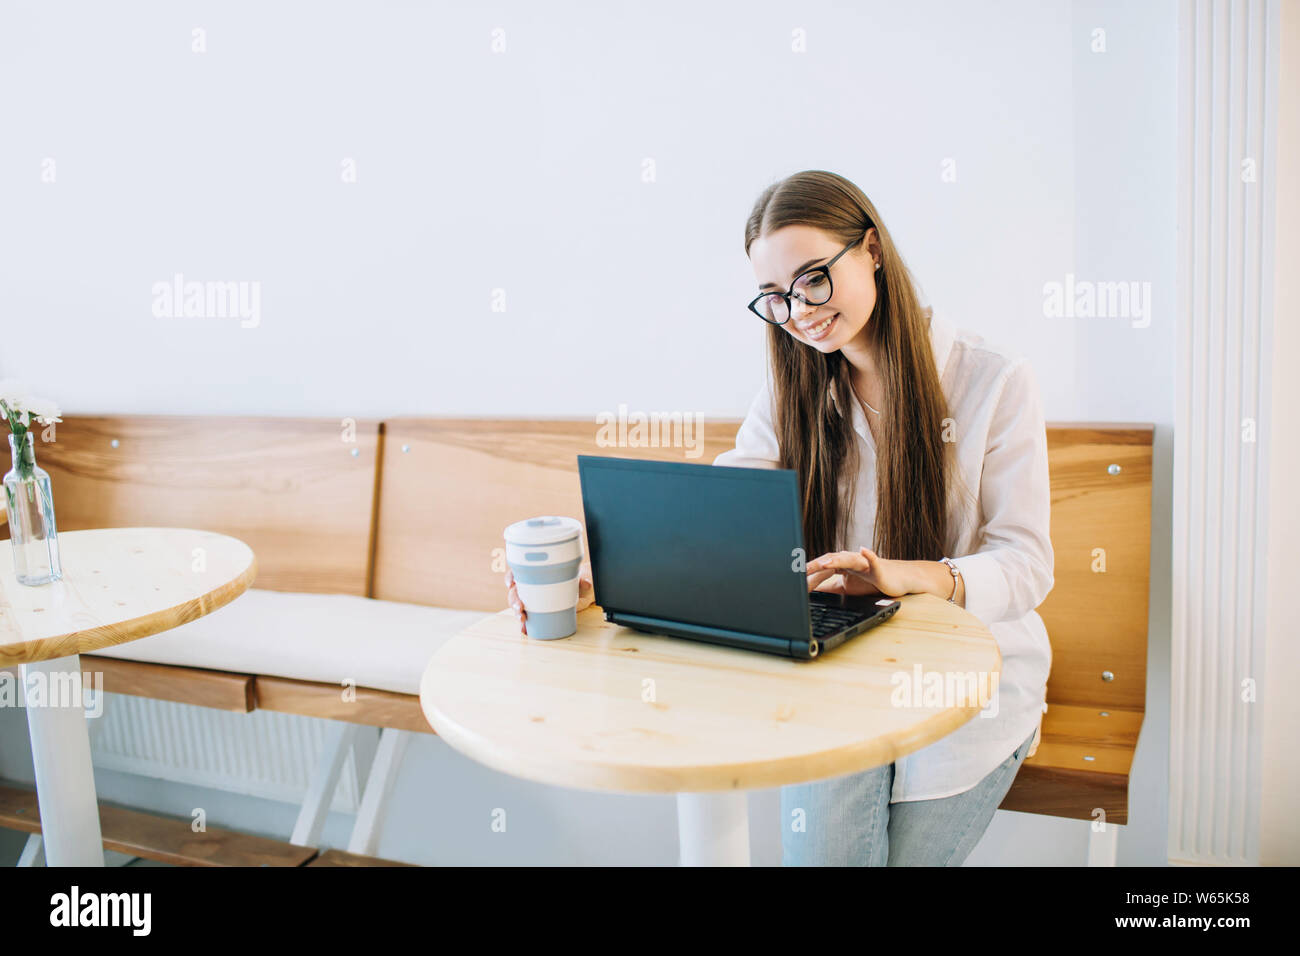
[505,561,595,635]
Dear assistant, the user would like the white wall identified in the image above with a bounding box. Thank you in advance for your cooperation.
[0,0,1178,865]
[1260,0,1300,866]
[1068,0,1177,868]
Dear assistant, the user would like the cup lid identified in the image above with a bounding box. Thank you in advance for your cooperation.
[504,515,582,546]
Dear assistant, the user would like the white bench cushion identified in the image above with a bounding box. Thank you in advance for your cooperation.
[88,588,495,696]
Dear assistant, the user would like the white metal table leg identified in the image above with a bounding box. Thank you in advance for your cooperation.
[20,654,104,867]
[676,792,750,866]
[17,834,45,867]
[1088,821,1120,866]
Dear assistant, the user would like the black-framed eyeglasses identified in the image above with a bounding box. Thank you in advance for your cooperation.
[747,236,862,326]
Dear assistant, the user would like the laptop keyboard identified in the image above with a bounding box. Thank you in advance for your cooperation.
[809,602,870,638]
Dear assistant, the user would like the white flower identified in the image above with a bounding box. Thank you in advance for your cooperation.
[22,397,62,425]
[0,379,32,407]
[0,386,62,427]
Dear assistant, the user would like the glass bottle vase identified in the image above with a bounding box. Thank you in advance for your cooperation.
[3,432,63,586]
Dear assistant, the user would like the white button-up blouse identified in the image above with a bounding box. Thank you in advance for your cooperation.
[713,312,1054,802]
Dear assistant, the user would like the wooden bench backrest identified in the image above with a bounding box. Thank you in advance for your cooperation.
[372,418,1154,714]
[370,418,738,609]
[24,414,1152,715]
[1037,425,1153,712]
[31,415,381,595]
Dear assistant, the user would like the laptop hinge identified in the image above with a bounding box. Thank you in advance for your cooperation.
[607,610,805,659]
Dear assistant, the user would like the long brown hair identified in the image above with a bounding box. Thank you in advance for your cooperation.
[744,170,956,561]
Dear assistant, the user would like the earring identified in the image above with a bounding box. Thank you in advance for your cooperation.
[874,261,881,271]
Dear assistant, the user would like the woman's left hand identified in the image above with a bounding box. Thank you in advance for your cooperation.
[806,547,912,598]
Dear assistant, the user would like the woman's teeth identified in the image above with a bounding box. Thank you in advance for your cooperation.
[806,314,838,338]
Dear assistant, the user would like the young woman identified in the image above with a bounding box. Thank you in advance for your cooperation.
[506,169,1054,866]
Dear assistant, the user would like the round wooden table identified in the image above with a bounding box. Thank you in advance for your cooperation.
[0,527,256,866]
[419,592,1001,866]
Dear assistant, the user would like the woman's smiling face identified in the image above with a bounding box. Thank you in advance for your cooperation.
[749,225,880,353]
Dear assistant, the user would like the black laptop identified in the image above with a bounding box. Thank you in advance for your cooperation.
[576,455,901,660]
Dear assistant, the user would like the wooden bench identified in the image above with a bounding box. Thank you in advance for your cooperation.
[4,414,1152,865]
[1001,424,1152,867]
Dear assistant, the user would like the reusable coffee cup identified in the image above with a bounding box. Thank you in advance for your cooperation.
[504,516,584,640]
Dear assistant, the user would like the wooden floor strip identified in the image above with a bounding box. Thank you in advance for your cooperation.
[0,782,316,867]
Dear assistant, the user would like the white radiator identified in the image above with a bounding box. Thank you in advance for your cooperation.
[1172,0,1278,865]
[90,692,361,813]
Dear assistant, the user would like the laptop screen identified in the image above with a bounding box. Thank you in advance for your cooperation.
[576,455,812,640]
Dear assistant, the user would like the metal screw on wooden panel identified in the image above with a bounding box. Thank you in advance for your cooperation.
[402,444,410,453]
[1107,463,1121,475]
[1102,670,1114,681]
[110,439,119,448]
[350,448,360,458]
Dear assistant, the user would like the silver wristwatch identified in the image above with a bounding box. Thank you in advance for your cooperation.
[939,557,961,603]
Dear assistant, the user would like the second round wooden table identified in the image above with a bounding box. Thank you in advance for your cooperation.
[419,591,1001,866]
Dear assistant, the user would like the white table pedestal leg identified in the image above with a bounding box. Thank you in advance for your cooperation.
[676,792,750,866]
[1087,821,1120,866]
[20,654,104,867]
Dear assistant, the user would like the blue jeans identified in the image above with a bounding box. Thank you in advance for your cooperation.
[780,727,1037,866]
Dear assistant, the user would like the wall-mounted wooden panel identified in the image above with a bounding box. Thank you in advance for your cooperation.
[1037,425,1154,713]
